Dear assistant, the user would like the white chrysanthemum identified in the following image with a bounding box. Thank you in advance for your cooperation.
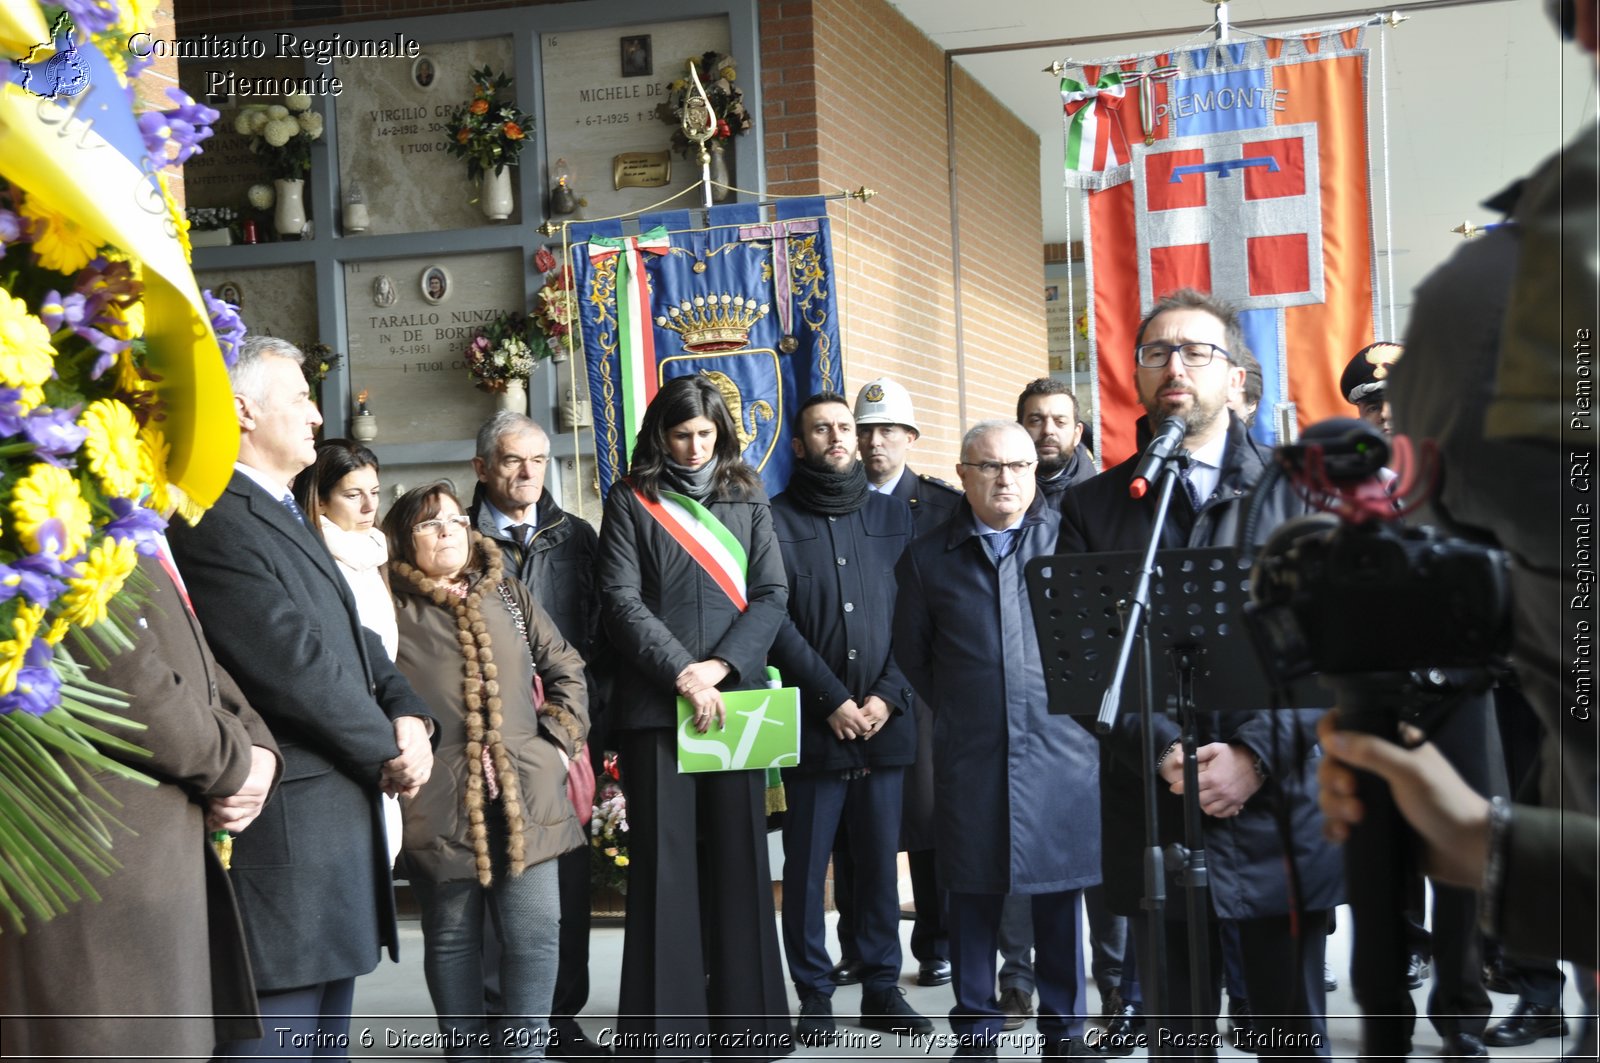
[263,118,297,147]
[266,104,289,120]
[284,92,313,112]
[298,112,324,139]
[247,183,275,209]
[233,111,254,135]
[248,109,270,134]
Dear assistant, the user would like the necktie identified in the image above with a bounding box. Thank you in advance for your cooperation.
[281,494,307,524]
[508,523,531,546]
[1177,464,1203,511]
[985,528,1018,560]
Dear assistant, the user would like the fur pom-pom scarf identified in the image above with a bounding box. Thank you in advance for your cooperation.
[392,538,527,887]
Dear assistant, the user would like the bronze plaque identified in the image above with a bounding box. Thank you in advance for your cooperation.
[613,151,672,189]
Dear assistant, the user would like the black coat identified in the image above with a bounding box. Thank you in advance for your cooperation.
[769,489,917,773]
[1057,414,1342,919]
[469,486,608,757]
[1037,443,1098,505]
[885,468,963,851]
[168,471,436,990]
[596,480,789,731]
[893,495,1102,894]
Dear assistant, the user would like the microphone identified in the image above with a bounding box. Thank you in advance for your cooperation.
[1128,415,1188,499]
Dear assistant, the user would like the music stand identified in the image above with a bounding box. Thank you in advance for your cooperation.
[1025,547,1323,717]
[1025,545,1327,1055]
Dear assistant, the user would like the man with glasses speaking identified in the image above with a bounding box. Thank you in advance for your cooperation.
[893,419,1102,1059]
[1057,291,1340,1059]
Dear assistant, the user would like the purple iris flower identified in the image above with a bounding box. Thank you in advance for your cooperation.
[203,289,246,368]
[22,405,88,466]
[39,288,126,375]
[0,640,62,717]
[57,0,120,35]
[0,208,25,262]
[0,388,26,437]
[107,497,167,555]
[10,553,68,606]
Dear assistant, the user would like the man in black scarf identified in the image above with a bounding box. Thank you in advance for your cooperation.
[769,392,930,1045]
[1018,378,1097,504]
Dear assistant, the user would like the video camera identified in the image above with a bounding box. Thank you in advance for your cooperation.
[1244,418,1513,682]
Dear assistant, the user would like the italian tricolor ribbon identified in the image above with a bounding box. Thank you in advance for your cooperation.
[1061,69,1129,172]
[590,227,672,461]
[632,485,749,612]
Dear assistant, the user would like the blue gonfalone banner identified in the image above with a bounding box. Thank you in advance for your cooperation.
[568,199,842,498]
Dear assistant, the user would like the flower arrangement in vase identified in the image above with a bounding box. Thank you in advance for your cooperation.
[235,94,323,180]
[444,66,533,219]
[589,754,629,894]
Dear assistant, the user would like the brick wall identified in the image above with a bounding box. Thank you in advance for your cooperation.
[759,0,1042,467]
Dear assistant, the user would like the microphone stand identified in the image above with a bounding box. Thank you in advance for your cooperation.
[1096,452,1188,1055]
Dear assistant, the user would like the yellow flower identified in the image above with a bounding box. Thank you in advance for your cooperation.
[0,293,56,408]
[0,602,46,696]
[18,194,100,274]
[615,855,629,867]
[44,618,70,646]
[115,348,155,396]
[12,464,93,559]
[59,537,139,629]
[138,423,172,513]
[81,398,144,500]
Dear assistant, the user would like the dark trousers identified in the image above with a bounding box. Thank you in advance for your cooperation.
[782,768,905,996]
[615,729,792,1062]
[949,890,1087,1043]
[837,843,950,966]
[212,978,357,1059]
[1133,909,1331,1061]
[1000,885,1130,1003]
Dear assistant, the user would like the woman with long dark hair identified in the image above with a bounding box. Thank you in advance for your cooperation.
[596,374,794,1060]
[383,482,588,1059]
[293,439,405,861]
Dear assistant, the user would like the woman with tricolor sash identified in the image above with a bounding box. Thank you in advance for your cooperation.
[597,374,795,1059]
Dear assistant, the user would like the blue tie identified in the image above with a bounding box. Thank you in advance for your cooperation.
[281,493,307,524]
[986,529,1018,560]
[1178,464,1204,511]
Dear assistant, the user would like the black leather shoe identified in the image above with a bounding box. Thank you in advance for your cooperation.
[829,957,865,986]
[1485,1001,1570,1047]
[860,986,934,1035]
[918,957,953,987]
[1407,953,1431,990]
[1323,961,1339,992]
[1441,1032,1488,1060]
[1228,995,1252,1038]
[1094,1003,1143,1056]
[797,991,839,1046]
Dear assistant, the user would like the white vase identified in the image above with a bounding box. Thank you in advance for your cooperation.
[350,413,377,443]
[497,377,527,413]
[274,178,306,238]
[709,141,732,203]
[190,228,233,248]
[481,167,514,221]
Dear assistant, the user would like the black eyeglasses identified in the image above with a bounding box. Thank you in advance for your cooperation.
[1135,342,1230,368]
[958,460,1036,479]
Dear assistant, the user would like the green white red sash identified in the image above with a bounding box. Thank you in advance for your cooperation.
[632,485,749,611]
[589,227,672,461]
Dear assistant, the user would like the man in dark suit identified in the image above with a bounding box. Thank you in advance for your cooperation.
[824,377,962,990]
[893,420,1102,1060]
[769,392,927,1044]
[1057,290,1340,1059]
[169,336,436,1058]
[466,410,609,1059]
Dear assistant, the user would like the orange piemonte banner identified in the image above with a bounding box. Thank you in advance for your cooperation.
[1063,24,1379,465]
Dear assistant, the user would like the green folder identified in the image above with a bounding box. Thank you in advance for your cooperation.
[675,686,801,774]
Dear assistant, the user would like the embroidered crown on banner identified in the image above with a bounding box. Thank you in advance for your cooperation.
[655,294,771,354]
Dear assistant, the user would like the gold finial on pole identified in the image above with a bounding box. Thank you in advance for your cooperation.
[683,60,718,209]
